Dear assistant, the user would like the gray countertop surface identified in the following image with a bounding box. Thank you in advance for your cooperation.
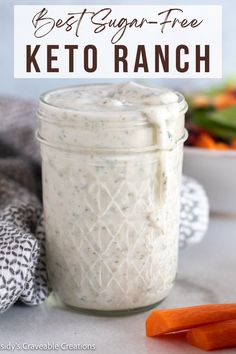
[1,215,236,354]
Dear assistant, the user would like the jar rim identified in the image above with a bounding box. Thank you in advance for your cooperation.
[38,82,188,123]
[36,128,188,153]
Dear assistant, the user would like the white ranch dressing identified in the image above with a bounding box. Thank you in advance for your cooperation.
[38,81,186,312]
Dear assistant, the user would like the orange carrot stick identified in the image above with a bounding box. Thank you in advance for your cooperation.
[187,319,236,351]
[146,304,236,337]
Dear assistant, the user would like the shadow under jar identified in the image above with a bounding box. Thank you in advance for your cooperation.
[37,82,188,315]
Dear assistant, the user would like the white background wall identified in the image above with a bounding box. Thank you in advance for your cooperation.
[0,0,235,99]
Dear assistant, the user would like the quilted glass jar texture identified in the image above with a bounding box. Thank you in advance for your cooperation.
[37,82,187,314]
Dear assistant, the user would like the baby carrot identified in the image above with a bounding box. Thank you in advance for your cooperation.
[231,138,236,149]
[214,142,229,150]
[214,93,236,109]
[146,304,236,337]
[195,132,216,149]
[187,319,236,351]
[193,95,211,108]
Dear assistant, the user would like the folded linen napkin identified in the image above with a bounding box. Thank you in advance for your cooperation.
[0,96,209,313]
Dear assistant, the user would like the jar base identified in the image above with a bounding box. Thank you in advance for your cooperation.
[62,298,166,317]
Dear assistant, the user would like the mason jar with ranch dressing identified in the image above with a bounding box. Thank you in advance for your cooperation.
[37,81,187,315]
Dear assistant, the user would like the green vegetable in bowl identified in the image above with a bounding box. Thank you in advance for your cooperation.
[193,106,236,141]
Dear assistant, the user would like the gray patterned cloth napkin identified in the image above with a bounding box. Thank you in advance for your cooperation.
[0,96,209,313]
[0,97,49,313]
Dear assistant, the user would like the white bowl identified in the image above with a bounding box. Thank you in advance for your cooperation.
[183,147,236,215]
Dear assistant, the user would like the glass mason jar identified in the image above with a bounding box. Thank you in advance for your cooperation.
[37,82,187,315]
